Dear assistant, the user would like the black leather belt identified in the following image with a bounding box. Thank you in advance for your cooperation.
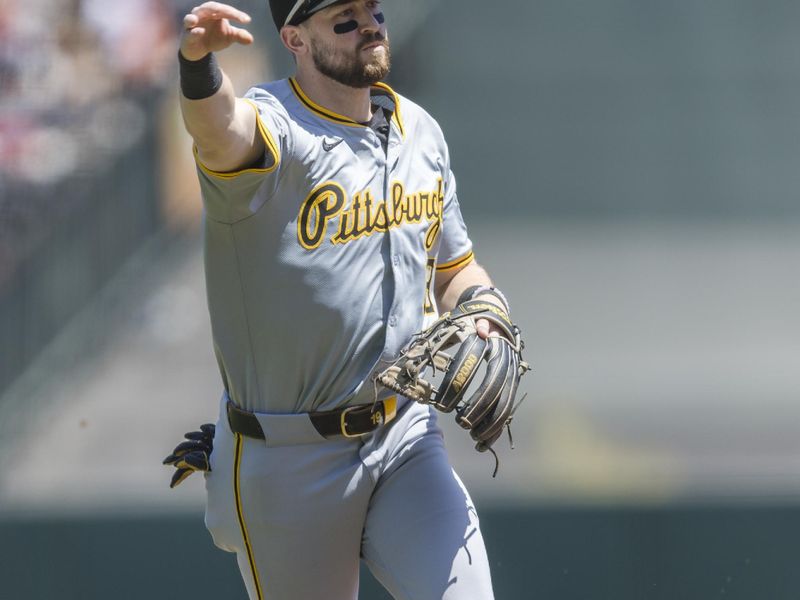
[226,397,398,440]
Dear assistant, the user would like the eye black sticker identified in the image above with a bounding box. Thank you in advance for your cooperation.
[333,20,358,34]
[333,12,384,34]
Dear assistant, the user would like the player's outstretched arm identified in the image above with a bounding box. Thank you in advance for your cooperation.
[179,2,265,173]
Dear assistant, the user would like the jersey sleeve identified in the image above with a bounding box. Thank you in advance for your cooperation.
[435,167,475,273]
[196,86,290,224]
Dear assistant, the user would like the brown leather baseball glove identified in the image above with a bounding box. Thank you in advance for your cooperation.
[376,298,530,473]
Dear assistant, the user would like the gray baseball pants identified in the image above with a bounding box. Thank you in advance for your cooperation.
[204,393,495,599]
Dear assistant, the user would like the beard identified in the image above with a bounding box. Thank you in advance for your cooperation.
[310,33,391,88]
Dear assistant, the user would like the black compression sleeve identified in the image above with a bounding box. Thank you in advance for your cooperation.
[179,51,223,100]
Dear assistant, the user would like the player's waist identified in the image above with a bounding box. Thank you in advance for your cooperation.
[221,393,404,446]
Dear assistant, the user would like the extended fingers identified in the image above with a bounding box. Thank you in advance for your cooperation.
[191,2,252,25]
[229,26,254,45]
[182,7,253,46]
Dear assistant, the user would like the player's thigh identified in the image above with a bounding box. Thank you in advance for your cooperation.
[206,422,372,599]
[361,431,495,600]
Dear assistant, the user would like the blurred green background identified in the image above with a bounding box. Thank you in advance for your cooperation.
[1,0,799,598]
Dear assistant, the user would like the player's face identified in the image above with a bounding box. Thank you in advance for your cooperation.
[306,0,390,88]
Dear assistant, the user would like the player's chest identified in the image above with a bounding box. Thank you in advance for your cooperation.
[291,131,446,251]
[295,126,444,188]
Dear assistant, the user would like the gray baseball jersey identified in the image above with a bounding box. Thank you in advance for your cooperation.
[198,77,495,600]
[198,77,475,415]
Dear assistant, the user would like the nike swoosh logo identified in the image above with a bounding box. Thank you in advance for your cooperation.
[322,137,344,152]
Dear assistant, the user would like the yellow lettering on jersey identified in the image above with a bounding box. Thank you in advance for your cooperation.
[320,177,445,246]
[298,182,347,250]
[372,192,390,230]
[424,179,445,250]
[391,182,406,226]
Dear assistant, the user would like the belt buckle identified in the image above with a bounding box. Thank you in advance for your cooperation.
[339,402,388,438]
[340,405,364,438]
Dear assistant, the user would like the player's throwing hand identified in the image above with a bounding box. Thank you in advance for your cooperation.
[181,2,254,61]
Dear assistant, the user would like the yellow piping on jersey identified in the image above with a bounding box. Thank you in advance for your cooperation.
[233,433,265,600]
[289,78,359,126]
[194,99,281,179]
[289,77,405,137]
[436,250,475,272]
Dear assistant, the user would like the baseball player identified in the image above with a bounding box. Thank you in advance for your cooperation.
[164,1,522,598]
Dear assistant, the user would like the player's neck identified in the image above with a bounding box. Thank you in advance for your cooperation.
[294,68,373,123]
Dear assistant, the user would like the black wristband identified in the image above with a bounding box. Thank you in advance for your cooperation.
[179,51,223,100]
